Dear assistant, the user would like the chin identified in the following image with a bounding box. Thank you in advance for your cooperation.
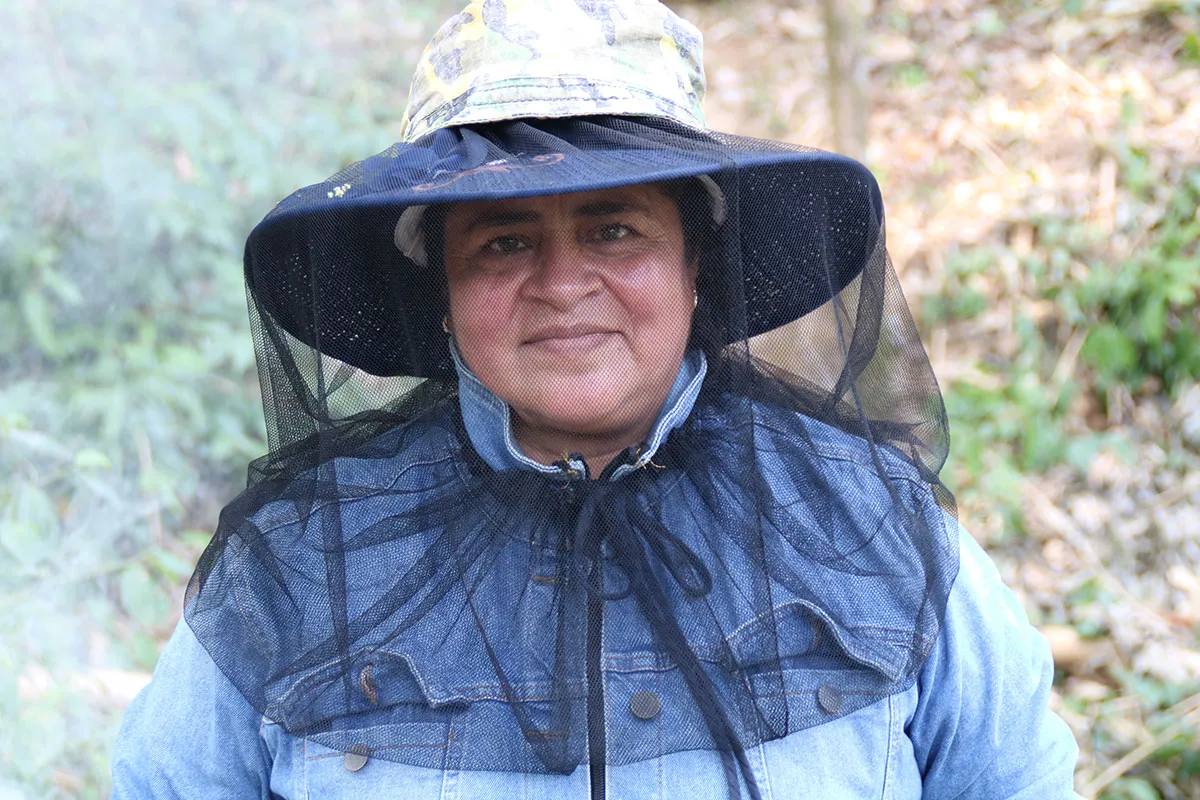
[527,399,627,432]
[518,388,642,435]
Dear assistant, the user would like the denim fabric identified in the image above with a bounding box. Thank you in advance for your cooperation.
[111,533,1081,799]
[111,356,1082,798]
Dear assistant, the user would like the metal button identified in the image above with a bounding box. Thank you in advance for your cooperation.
[817,683,843,715]
[359,665,378,705]
[630,690,661,720]
[343,744,370,772]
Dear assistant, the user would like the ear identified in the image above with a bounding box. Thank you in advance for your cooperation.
[686,254,700,310]
[685,252,700,289]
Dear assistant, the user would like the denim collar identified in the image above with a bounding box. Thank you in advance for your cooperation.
[451,342,707,481]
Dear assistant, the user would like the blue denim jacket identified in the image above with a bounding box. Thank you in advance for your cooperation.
[112,353,1081,799]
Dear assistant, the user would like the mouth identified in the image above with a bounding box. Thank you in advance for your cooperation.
[523,325,618,354]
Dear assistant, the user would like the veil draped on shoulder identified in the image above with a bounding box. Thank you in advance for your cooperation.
[186,116,958,799]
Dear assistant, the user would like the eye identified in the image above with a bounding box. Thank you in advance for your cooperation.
[483,235,529,255]
[593,223,635,242]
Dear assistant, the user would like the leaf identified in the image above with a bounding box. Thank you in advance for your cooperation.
[1064,436,1111,475]
[179,529,214,553]
[19,290,58,357]
[1,483,59,566]
[1138,297,1167,345]
[980,457,1024,507]
[0,520,46,567]
[895,63,928,88]
[161,344,209,376]
[11,702,67,778]
[1105,776,1161,800]
[144,547,195,580]
[73,449,112,470]
[974,8,1006,38]
[1182,32,1200,66]
[0,411,31,435]
[1082,324,1138,383]
[118,564,171,629]
[39,267,83,306]
[1021,414,1066,473]
[0,651,20,717]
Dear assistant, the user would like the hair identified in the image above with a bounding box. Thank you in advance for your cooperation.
[656,177,727,359]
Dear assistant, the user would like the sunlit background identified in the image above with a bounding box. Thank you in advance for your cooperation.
[2,0,1198,797]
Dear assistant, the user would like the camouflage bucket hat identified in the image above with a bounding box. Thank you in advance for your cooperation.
[244,0,883,378]
[399,0,707,141]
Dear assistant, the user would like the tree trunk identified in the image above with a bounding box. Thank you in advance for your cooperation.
[821,0,870,162]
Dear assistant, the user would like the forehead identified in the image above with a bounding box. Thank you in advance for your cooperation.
[443,183,676,227]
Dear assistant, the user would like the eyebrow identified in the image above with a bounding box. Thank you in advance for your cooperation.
[463,199,648,234]
[574,200,645,217]
[466,210,540,232]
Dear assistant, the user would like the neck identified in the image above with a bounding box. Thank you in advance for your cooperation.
[511,416,648,477]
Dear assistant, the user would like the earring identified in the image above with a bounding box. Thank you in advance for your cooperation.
[693,290,699,310]
[441,315,451,334]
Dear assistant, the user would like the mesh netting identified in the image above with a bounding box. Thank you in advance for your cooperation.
[186,116,957,799]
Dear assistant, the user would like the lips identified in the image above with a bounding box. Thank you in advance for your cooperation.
[522,324,618,354]
[524,323,614,343]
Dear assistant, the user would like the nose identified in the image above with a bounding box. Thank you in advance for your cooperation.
[521,233,600,310]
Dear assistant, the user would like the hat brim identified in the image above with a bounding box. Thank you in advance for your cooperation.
[245,117,883,378]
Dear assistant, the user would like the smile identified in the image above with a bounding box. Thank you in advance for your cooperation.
[523,326,618,355]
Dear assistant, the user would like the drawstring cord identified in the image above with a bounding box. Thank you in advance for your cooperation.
[569,482,763,800]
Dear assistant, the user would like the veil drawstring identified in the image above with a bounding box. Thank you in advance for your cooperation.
[570,481,761,800]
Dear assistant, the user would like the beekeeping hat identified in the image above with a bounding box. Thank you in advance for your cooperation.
[243,0,882,379]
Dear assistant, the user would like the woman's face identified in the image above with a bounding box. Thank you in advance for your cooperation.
[443,184,697,448]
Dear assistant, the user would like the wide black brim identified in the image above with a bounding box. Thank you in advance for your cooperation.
[245,117,883,378]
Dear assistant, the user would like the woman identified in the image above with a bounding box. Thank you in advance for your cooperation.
[112,0,1082,797]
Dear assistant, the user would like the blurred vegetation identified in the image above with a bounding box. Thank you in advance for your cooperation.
[927,161,1200,535]
[929,184,1200,796]
[895,2,1200,796]
[1,0,1198,797]
[0,0,450,796]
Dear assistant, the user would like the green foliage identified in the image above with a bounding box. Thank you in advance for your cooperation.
[1064,0,1086,17]
[920,246,993,325]
[0,0,450,796]
[1182,32,1200,65]
[1105,777,1163,800]
[921,82,1200,780]
[973,7,1008,38]
[929,249,1127,534]
[892,62,930,89]
[1093,668,1200,799]
[1053,172,1200,395]
[927,157,1199,533]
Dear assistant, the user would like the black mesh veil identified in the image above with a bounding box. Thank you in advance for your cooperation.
[186,116,957,799]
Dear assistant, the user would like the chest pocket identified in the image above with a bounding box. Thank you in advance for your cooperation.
[724,603,908,800]
[757,697,904,800]
[294,733,457,800]
[263,651,466,799]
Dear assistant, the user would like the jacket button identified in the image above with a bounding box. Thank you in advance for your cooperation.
[344,744,370,772]
[360,665,379,705]
[630,690,661,720]
[817,683,843,715]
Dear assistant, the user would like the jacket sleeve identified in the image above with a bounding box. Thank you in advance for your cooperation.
[908,526,1083,800]
[110,616,275,800]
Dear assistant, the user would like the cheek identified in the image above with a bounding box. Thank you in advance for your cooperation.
[447,269,504,327]
[618,265,695,330]
[445,274,518,370]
